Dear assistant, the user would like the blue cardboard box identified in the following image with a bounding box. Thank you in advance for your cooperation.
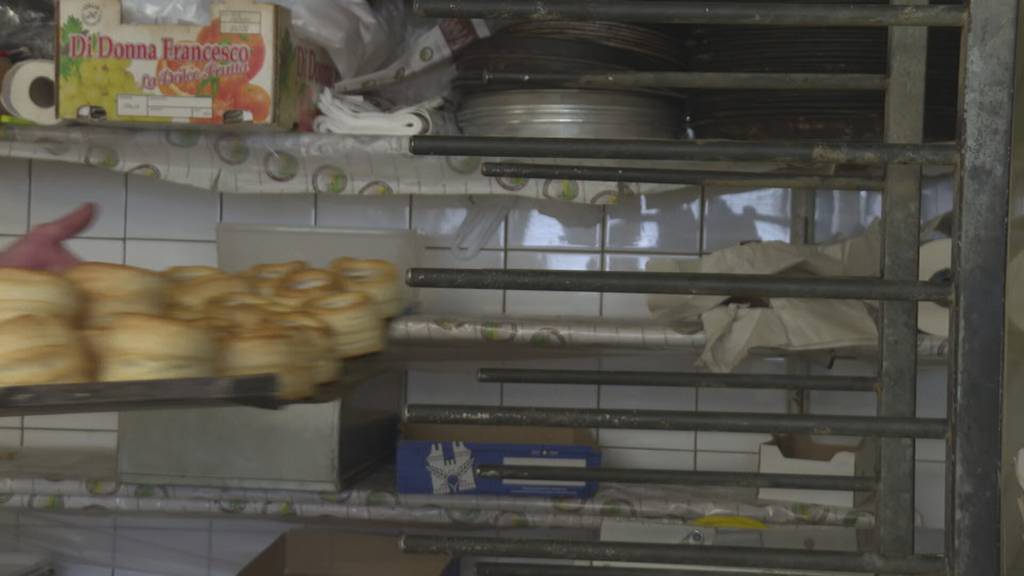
[396,425,601,498]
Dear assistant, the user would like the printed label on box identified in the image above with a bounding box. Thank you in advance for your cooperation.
[425,442,477,495]
[398,440,600,498]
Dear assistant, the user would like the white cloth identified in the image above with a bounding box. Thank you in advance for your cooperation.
[314,89,438,136]
[648,222,882,372]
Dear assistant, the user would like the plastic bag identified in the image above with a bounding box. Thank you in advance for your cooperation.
[121,0,402,79]
[0,0,56,58]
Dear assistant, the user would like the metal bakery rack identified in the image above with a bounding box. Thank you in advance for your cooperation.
[389,0,1018,575]
[0,0,1015,573]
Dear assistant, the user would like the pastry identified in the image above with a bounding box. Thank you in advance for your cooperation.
[93,314,217,381]
[266,312,339,384]
[306,292,384,358]
[220,327,316,399]
[65,263,168,326]
[245,261,306,297]
[170,275,251,311]
[274,269,342,308]
[163,266,224,283]
[331,258,403,318]
[0,315,92,386]
[0,268,81,323]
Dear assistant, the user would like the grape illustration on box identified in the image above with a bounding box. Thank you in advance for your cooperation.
[57,0,337,129]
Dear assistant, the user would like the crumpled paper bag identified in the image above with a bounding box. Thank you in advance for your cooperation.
[647,222,882,372]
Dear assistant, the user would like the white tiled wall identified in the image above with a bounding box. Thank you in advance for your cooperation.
[0,160,955,573]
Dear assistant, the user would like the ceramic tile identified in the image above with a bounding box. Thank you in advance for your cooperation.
[210,529,284,573]
[503,383,598,409]
[0,236,16,250]
[598,378,696,448]
[498,356,600,408]
[507,199,602,250]
[222,194,315,227]
[22,430,116,450]
[917,365,947,418]
[114,526,210,576]
[703,187,791,251]
[807,391,877,417]
[0,416,21,428]
[600,351,700,373]
[696,451,760,472]
[697,387,787,453]
[411,196,505,249]
[57,564,114,576]
[124,240,217,270]
[0,429,20,448]
[602,448,695,470]
[504,251,600,316]
[126,176,219,241]
[25,413,118,431]
[0,158,30,235]
[915,461,946,529]
[407,369,501,406]
[921,174,954,225]
[916,365,947,462]
[417,249,504,316]
[600,384,696,411]
[814,189,882,243]
[66,239,125,264]
[19,513,114,567]
[316,195,410,229]
[605,188,701,252]
[602,254,696,319]
[31,162,125,239]
[599,429,694,451]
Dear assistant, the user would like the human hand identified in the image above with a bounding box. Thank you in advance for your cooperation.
[0,204,96,272]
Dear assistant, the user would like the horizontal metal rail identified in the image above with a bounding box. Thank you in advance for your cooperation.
[404,405,948,438]
[476,565,870,576]
[401,535,946,574]
[414,0,966,27]
[482,162,885,190]
[476,565,824,576]
[406,269,951,302]
[465,71,890,91]
[478,368,878,391]
[411,137,959,165]
[477,465,876,490]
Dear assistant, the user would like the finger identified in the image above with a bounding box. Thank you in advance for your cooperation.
[42,247,82,273]
[34,203,97,241]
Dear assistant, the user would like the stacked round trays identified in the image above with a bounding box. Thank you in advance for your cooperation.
[454,22,687,139]
[685,0,960,141]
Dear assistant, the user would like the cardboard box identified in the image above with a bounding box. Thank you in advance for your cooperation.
[758,434,876,508]
[239,530,455,576]
[397,424,600,498]
[57,0,336,129]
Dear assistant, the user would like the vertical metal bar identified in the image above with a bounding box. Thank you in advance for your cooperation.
[789,188,817,415]
[949,0,1019,571]
[878,0,928,558]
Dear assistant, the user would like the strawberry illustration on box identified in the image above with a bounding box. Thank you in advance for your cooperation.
[57,0,337,129]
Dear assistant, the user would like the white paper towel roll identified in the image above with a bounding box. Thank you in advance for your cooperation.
[918,238,952,338]
[0,60,60,126]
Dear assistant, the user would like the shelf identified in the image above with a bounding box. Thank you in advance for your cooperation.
[387,314,949,361]
[0,467,873,531]
[1,125,867,202]
[0,353,394,418]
